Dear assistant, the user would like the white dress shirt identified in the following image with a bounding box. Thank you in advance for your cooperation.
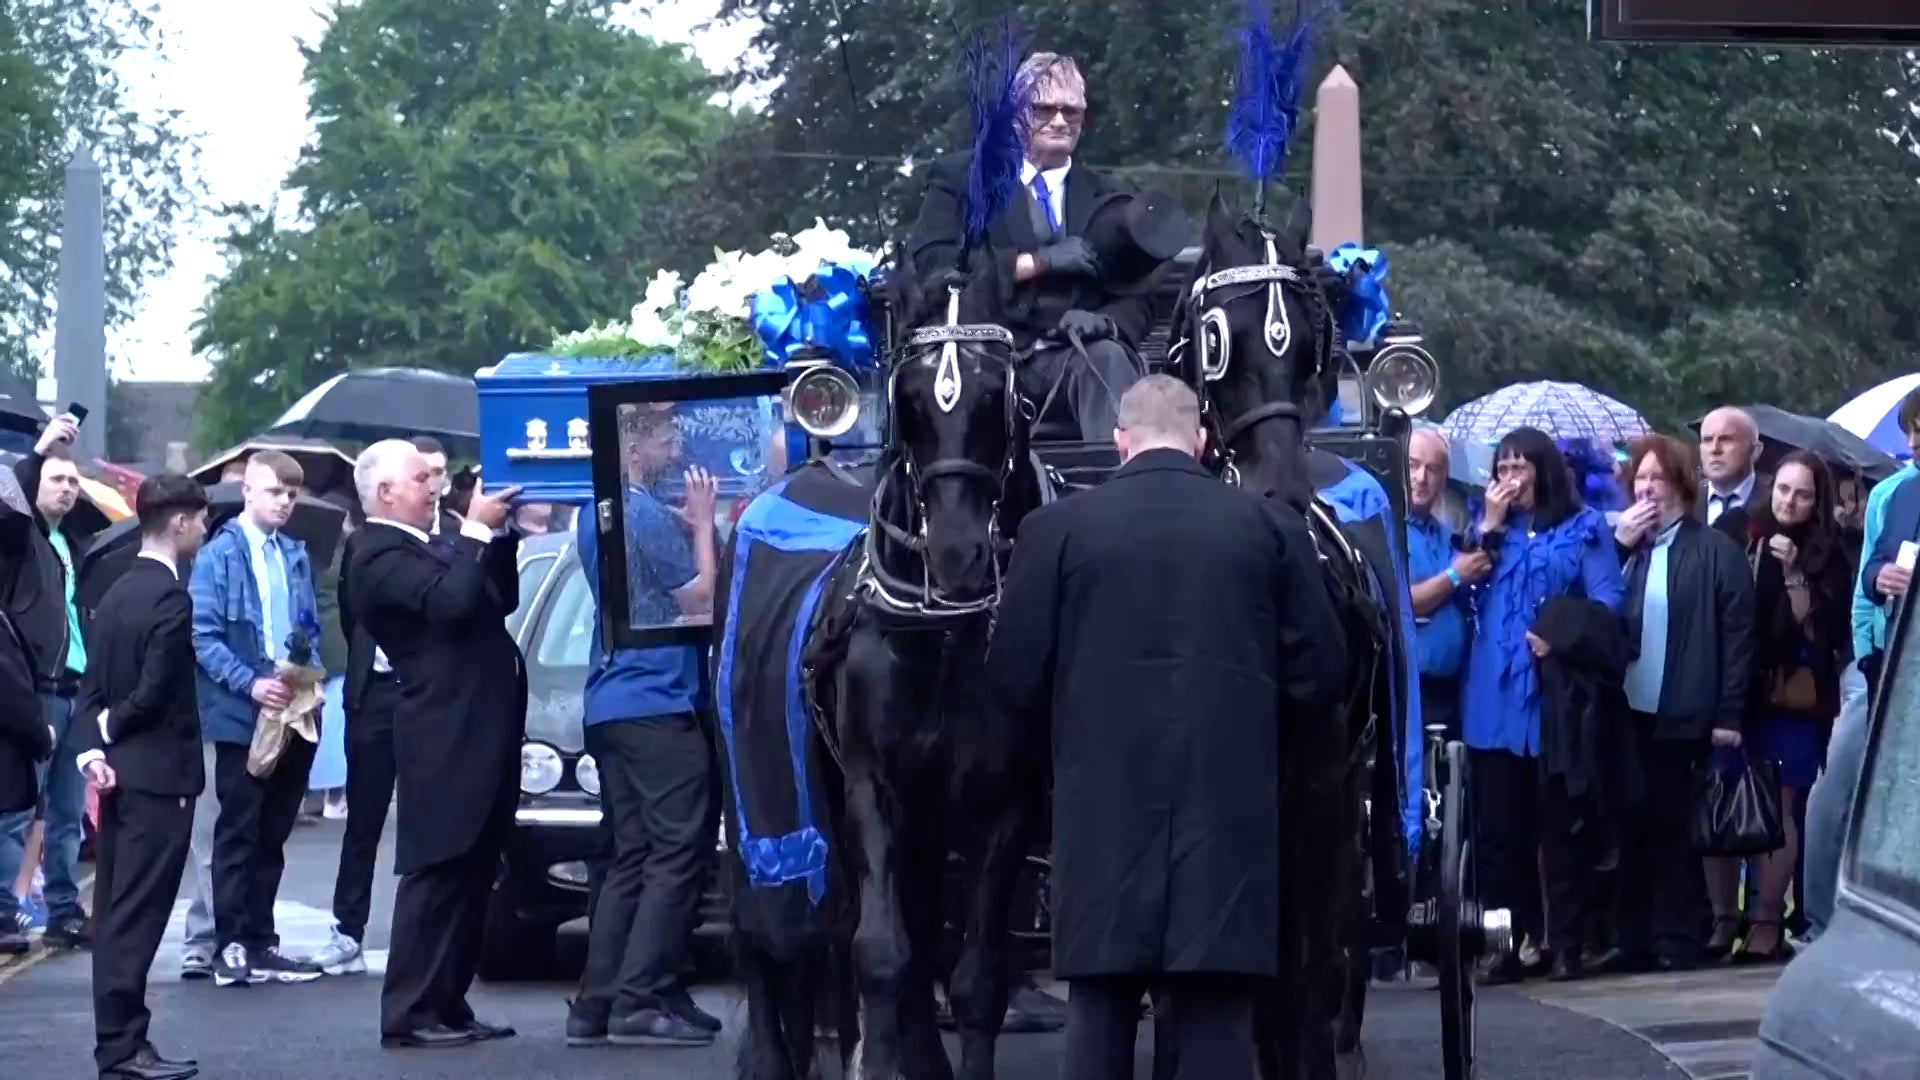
[1021,159,1072,231]
[1705,471,1758,527]
[77,551,180,771]
[363,516,497,674]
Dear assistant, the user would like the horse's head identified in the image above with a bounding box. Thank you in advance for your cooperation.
[1172,188,1336,507]
[881,304,1028,606]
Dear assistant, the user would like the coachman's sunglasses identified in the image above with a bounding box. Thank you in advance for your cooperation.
[1030,103,1086,124]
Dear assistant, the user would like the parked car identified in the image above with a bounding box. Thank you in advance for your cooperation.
[1755,598,1920,1078]
[480,530,726,980]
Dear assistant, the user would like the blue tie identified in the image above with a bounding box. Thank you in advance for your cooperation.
[1030,174,1060,235]
[263,536,289,661]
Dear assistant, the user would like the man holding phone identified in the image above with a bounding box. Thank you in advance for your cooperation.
[0,410,98,953]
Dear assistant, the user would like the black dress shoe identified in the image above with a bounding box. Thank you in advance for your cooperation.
[380,1025,477,1050]
[1548,953,1585,982]
[461,1018,517,1041]
[101,1045,197,1080]
[141,1044,197,1070]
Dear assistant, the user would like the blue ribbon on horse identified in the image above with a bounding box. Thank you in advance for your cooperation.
[1327,242,1391,344]
[751,261,877,372]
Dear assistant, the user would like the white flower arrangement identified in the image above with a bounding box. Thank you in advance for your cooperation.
[547,220,883,374]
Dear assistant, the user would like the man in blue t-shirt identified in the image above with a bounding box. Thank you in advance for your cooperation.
[565,407,724,1049]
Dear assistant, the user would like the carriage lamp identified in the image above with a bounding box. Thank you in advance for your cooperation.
[786,361,863,439]
[521,742,563,795]
[574,753,602,797]
[1367,318,1440,418]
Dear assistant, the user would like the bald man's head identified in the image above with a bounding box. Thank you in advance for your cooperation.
[1699,407,1759,488]
[1408,427,1450,511]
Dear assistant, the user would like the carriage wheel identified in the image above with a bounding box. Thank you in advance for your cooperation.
[1437,740,1476,1080]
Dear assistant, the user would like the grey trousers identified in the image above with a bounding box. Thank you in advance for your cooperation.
[1023,338,1144,441]
[181,745,220,954]
[1803,661,1871,939]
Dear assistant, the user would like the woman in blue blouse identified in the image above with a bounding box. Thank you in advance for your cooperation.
[1460,427,1626,983]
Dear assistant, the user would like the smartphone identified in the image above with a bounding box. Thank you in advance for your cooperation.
[65,402,88,424]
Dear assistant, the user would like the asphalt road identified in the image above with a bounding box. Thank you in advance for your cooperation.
[0,818,1713,1080]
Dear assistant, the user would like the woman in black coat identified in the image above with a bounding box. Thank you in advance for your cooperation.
[1703,452,1852,963]
[1606,434,1756,973]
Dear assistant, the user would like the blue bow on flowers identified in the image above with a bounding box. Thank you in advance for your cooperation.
[1327,242,1391,345]
[750,261,878,372]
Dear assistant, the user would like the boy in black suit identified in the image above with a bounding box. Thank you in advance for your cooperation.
[74,474,211,1080]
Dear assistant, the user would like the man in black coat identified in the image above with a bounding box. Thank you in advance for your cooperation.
[907,52,1168,441]
[344,439,525,1049]
[74,473,211,1080]
[986,375,1348,1080]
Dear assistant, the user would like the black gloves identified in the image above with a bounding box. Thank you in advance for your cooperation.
[1056,309,1117,343]
[1035,237,1100,278]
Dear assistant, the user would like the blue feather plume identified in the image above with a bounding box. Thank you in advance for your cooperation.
[961,22,1028,253]
[1226,0,1319,186]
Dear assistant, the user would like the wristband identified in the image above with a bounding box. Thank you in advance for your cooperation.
[1445,567,1463,588]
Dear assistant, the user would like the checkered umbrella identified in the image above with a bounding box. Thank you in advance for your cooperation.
[1441,381,1651,447]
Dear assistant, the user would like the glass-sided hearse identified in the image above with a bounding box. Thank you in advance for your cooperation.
[472,247,1447,985]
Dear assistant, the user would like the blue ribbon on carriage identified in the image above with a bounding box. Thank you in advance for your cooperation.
[750,258,881,373]
[1327,242,1391,345]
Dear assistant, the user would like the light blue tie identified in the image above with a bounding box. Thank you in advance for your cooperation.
[264,536,289,662]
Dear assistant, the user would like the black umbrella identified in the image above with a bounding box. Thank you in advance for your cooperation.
[267,367,478,457]
[191,436,357,500]
[78,483,348,612]
[0,373,47,438]
[1691,404,1898,482]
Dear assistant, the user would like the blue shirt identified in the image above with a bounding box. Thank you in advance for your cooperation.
[1855,463,1916,658]
[623,482,699,627]
[576,518,700,725]
[1623,519,1680,713]
[1405,512,1467,679]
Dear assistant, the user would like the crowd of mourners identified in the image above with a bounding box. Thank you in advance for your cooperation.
[1404,397,1913,982]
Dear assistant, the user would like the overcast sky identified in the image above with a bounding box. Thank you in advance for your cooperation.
[111,0,756,383]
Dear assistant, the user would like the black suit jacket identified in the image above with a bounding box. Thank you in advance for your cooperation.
[1699,471,1771,541]
[985,449,1346,979]
[345,521,525,873]
[907,152,1158,351]
[74,557,203,798]
[336,530,381,715]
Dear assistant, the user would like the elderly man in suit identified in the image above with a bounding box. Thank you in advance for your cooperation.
[908,52,1185,441]
[75,473,211,1080]
[1699,406,1770,537]
[345,439,525,1050]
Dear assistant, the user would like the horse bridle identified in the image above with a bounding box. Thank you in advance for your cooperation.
[862,305,1025,618]
[1171,227,1333,487]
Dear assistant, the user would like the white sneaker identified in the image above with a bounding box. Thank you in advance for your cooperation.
[314,928,366,975]
[322,791,349,820]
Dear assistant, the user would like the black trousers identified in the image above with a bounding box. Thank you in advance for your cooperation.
[211,736,315,952]
[331,676,400,941]
[1614,717,1709,964]
[1469,749,1594,954]
[1063,975,1258,1080]
[92,788,194,1072]
[380,762,516,1036]
[575,714,714,1018]
[1022,338,1144,440]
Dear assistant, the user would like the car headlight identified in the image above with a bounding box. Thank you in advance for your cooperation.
[520,742,563,795]
[786,363,861,438]
[575,753,601,797]
[1367,336,1439,417]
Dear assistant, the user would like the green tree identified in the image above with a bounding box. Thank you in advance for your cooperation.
[687,0,1920,430]
[0,0,200,381]
[191,0,733,448]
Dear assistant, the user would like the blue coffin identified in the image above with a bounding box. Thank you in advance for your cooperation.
[477,353,781,503]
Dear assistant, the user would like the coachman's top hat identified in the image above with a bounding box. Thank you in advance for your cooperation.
[1082,189,1195,296]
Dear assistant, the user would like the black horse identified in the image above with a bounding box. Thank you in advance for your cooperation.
[722,277,1047,1080]
[1169,189,1406,1080]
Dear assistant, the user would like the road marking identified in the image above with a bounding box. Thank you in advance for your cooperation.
[0,871,94,987]
[1521,966,1782,1080]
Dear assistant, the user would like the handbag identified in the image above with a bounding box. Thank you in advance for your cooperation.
[1689,755,1786,857]
[1769,666,1820,713]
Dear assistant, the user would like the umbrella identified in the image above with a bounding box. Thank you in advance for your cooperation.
[78,482,348,612]
[1688,404,1898,482]
[192,436,357,499]
[268,367,478,457]
[1442,381,1652,447]
[1827,373,1920,459]
[0,372,48,438]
